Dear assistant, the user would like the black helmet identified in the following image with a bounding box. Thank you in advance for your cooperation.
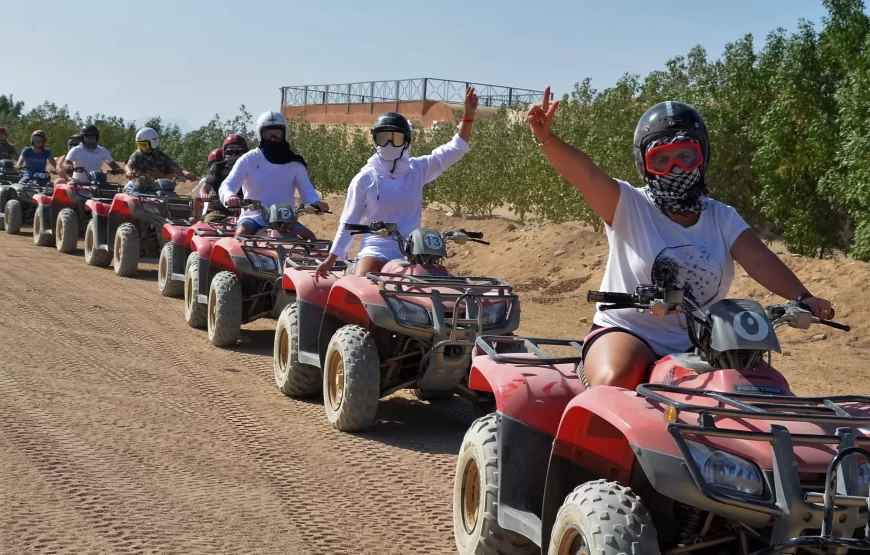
[68,134,82,149]
[372,112,412,145]
[633,101,710,179]
[81,124,100,149]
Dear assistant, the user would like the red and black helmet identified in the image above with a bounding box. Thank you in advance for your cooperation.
[207,148,225,165]
[222,134,248,156]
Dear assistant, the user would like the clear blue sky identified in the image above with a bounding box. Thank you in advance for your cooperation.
[7,0,834,131]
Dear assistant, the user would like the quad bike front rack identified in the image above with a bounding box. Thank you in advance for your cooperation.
[474,335,585,365]
[128,193,194,224]
[236,237,333,275]
[638,383,870,553]
[367,272,518,338]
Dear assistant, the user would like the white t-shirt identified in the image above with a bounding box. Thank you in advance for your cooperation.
[65,145,114,184]
[219,149,320,221]
[594,179,750,356]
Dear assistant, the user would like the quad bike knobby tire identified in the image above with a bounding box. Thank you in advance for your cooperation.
[55,208,78,253]
[158,241,183,297]
[32,210,53,246]
[84,219,110,267]
[274,302,320,397]
[323,325,380,432]
[453,413,538,555]
[184,253,208,329]
[547,479,660,555]
[4,199,22,234]
[113,222,140,277]
[207,270,242,347]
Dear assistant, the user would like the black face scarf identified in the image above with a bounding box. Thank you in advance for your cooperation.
[259,139,307,166]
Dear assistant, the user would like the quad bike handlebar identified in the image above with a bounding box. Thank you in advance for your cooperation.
[587,286,850,332]
[343,222,488,244]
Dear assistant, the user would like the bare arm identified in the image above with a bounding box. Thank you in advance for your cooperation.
[457,86,478,144]
[15,155,24,169]
[731,229,811,300]
[528,86,620,226]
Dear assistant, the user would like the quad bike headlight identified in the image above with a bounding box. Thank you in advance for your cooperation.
[686,440,764,497]
[482,302,507,325]
[247,251,278,273]
[386,298,430,326]
[141,202,162,214]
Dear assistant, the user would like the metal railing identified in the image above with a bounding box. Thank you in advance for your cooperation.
[280,78,551,110]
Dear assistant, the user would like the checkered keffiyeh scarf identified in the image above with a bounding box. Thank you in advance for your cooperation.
[643,133,708,214]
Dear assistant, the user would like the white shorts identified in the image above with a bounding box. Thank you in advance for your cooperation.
[356,237,404,263]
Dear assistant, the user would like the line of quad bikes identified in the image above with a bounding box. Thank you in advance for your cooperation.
[2,159,870,555]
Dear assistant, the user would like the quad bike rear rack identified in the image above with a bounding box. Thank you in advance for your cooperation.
[638,384,870,553]
[474,335,585,365]
[284,255,347,271]
[236,237,333,276]
[128,193,193,224]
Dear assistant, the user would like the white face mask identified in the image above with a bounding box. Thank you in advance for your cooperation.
[376,143,404,162]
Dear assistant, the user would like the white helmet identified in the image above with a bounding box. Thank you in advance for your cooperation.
[256,111,288,142]
[135,127,160,150]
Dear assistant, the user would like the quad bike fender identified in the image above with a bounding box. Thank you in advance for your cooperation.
[468,354,583,437]
[209,239,241,275]
[33,192,52,206]
[85,198,111,217]
[282,267,336,308]
[162,223,187,244]
[324,276,375,328]
[109,193,135,219]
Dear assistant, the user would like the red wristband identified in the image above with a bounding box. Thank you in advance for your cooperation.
[462,118,474,123]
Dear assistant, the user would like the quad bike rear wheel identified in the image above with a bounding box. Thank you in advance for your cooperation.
[453,413,538,555]
[207,270,242,347]
[184,253,208,329]
[323,325,380,432]
[548,479,660,555]
[55,208,78,253]
[84,219,110,267]
[4,199,21,234]
[32,211,53,246]
[274,302,320,397]
[113,222,140,277]
[158,241,183,297]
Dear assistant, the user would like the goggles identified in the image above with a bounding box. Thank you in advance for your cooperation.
[136,141,152,151]
[644,141,703,176]
[374,131,406,148]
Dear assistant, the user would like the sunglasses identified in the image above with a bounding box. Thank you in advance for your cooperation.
[374,131,406,148]
[644,142,703,176]
[136,141,151,151]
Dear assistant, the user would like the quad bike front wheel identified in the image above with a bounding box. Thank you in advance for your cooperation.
[55,208,78,253]
[207,270,242,347]
[323,325,380,432]
[84,219,110,267]
[158,242,183,297]
[184,253,208,329]
[4,199,22,234]
[32,211,53,247]
[548,479,660,555]
[274,302,320,397]
[113,222,140,277]
[453,414,538,555]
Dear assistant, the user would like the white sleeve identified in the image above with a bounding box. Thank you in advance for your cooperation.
[329,174,368,259]
[605,180,644,233]
[101,146,114,163]
[65,147,79,166]
[219,154,245,204]
[719,202,751,249]
[412,134,471,186]
[293,164,321,205]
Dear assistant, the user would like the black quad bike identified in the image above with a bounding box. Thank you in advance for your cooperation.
[0,171,52,235]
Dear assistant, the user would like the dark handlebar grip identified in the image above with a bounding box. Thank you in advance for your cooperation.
[587,291,636,304]
[819,319,851,332]
[344,223,370,231]
[466,231,484,239]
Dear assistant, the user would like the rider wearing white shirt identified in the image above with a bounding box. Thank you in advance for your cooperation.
[315,87,479,278]
[219,111,328,238]
[65,125,123,184]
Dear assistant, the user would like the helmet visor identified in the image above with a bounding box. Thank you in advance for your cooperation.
[136,140,151,151]
[261,126,284,141]
[644,142,703,176]
[32,136,46,147]
[374,131,406,148]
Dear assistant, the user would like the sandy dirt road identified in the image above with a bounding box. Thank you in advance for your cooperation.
[0,226,472,555]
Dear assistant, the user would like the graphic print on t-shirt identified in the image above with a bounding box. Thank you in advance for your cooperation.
[650,244,722,307]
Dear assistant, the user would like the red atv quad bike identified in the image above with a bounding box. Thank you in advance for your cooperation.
[182,217,241,328]
[32,170,125,252]
[159,215,237,298]
[84,177,193,276]
[273,221,522,433]
[189,201,331,347]
[453,285,869,555]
